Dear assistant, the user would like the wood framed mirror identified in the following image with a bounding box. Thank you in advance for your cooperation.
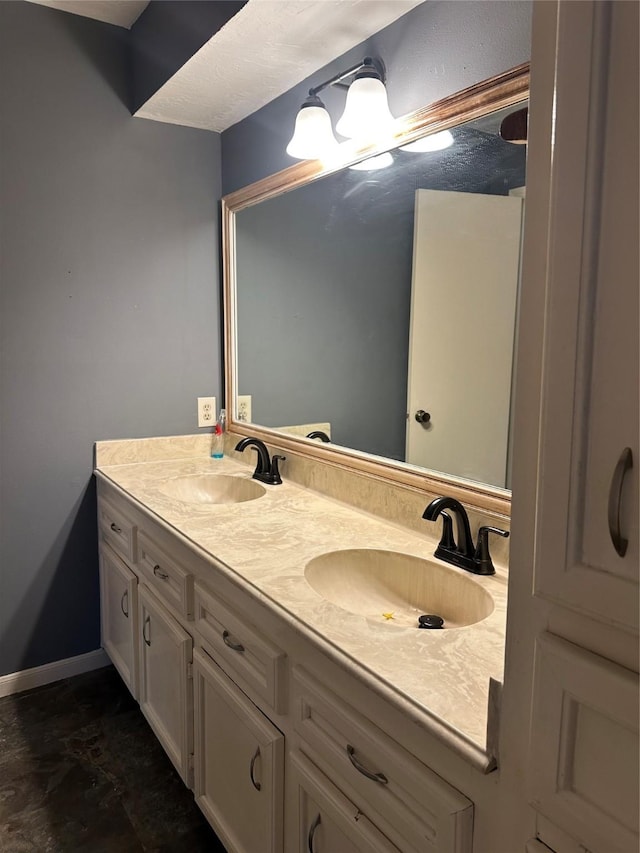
[223,63,529,517]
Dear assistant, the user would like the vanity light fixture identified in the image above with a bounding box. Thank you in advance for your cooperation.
[286,57,395,161]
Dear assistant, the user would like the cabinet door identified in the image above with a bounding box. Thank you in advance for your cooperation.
[138,584,194,787]
[531,0,639,631]
[287,751,400,853]
[99,544,138,699]
[193,648,284,853]
[292,667,473,853]
[529,634,638,853]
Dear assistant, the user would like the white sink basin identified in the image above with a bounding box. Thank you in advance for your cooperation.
[304,548,494,628]
[159,474,266,505]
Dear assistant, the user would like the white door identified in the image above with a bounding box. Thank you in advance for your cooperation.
[194,648,285,853]
[138,584,194,786]
[406,189,523,487]
[99,544,138,699]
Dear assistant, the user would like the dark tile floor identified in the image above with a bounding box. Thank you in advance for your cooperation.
[0,665,226,852]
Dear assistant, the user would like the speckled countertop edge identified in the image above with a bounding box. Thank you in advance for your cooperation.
[95,446,507,771]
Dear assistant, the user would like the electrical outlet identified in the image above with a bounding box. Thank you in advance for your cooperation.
[197,396,216,428]
[237,395,252,423]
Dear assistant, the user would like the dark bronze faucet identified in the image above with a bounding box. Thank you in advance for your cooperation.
[306,430,331,442]
[422,496,509,575]
[234,437,285,485]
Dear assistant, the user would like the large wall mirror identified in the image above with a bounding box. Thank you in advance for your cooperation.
[223,64,529,515]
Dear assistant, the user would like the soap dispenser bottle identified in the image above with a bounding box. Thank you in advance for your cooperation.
[211,408,226,459]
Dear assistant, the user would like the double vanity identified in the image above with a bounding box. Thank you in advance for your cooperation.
[95,432,509,853]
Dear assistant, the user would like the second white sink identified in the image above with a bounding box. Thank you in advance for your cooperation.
[304,548,494,628]
[159,474,266,505]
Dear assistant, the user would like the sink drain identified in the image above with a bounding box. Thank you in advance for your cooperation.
[417,614,444,629]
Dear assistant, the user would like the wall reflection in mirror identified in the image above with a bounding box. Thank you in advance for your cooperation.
[235,101,527,491]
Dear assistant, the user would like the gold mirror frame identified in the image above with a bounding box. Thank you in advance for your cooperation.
[223,62,529,517]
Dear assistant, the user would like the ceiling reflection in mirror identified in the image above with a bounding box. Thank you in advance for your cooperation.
[233,100,527,492]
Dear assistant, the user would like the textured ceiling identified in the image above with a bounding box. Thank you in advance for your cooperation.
[135,0,426,132]
[26,0,427,132]
[26,0,149,28]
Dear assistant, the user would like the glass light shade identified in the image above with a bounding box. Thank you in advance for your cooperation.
[349,151,394,171]
[400,129,454,153]
[335,76,395,140]
[286,104,338,160]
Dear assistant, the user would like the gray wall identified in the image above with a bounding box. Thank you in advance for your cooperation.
[0,0,531,679]
[221,0,532,194]
[0,2,222,677]
[236,176,412,459]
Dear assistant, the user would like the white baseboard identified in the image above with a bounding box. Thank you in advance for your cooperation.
[0,648,111,699]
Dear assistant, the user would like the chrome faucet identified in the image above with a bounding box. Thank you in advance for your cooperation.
[234,437,285,485]
[422,496,509,575]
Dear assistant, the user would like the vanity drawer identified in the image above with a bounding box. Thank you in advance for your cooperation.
[288,749,402,853]
[194,582,287,715]
[137,531,194,620]
[98,499,137,564]
[292,666,473,853]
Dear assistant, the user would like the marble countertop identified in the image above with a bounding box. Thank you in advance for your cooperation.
[95,450,507,769]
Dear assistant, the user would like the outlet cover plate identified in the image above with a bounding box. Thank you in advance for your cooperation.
[237,395,252,423]
[197,396,216,428]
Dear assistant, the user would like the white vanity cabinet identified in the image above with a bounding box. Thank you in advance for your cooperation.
[138,583,194,788]
[291,667,473,853]
[505,1,639,851]
[97,482,196,790]
[287,750,401,853]
[192,581,287,852]
[193,647,285,853]
[98,495,140,700]
[95,478,481,853]
[98,543,139,700]
[530,0,639,638]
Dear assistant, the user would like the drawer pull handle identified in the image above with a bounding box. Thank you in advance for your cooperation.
[608,447,633,557]
[110,522,122,534]
[222,630,245,653]
[346,744,388,785]
[307,814,321,852]
[143,615,151,646]
[249,746,261,791]
[120,590,129,618]
[153,564,169,580]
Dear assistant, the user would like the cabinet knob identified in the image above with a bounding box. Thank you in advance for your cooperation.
[120,590,129,618]
[110,521,122,534]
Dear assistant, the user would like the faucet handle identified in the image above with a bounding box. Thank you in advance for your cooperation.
[269,454,286,485]
[438,511,456,550]
[474,526,509,575]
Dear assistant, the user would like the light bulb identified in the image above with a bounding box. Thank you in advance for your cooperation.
[286,96,338,160]
[336,74,394,141]
[400,130,454,153]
